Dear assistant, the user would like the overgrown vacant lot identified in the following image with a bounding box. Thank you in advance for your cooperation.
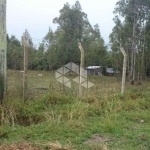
[0,70,150,150]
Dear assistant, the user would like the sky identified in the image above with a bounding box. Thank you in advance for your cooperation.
[7,0,118,46]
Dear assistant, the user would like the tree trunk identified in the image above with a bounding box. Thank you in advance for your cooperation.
[130,4,136,84]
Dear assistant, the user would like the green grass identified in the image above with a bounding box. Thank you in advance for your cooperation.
[0,70,150,149]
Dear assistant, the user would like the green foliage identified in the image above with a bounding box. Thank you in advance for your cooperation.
[0,99,46,127]
[7,35,23,70]
[44,93,75,105]
[110,0,150,79]
[50,1,87,65]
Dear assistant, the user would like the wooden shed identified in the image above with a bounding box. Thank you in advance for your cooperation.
[85,66,103,76]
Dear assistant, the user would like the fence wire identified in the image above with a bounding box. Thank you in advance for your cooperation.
[7,69,128,101]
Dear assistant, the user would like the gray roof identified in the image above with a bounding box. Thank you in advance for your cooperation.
[86,66,103,69]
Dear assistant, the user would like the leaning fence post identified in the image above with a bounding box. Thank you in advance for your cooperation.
[120,47,127,94]
[78,42,84,97]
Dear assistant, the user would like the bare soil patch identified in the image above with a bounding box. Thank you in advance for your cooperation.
[83,134,113,144]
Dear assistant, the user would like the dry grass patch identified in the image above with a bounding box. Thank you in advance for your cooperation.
[0,143,40,150]
[0,142,73,150]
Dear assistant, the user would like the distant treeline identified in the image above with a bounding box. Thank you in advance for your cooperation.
[7,0,150,80]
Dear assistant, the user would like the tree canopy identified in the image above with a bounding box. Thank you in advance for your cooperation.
[7,1,107,71]
[109,0,150,83]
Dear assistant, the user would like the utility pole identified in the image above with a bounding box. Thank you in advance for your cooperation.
[0,0,7,104]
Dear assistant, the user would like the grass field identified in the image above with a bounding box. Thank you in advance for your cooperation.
[0,70,150,150]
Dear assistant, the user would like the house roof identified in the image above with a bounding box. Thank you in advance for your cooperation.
[85,66,103,69]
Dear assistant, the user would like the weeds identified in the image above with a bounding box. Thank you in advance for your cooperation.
[0,73,4,104]
[0,70,150,150]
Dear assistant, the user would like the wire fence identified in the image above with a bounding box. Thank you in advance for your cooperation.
[6,68,125,101]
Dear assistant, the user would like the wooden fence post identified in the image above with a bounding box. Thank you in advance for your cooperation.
[0,0,7,104]
[22,35,28,101]
[78,42,84,97]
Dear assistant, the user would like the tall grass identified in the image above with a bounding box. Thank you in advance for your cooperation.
[0,70,150,150]
[0,73,4,104]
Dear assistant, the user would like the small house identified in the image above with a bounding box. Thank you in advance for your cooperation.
[85,66,103,76]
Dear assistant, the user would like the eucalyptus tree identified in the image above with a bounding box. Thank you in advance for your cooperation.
[52,1,89,65]
[110,0,150,83]
[22,29,35,70]
[44,1,107,69]
[84,24,107,66]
